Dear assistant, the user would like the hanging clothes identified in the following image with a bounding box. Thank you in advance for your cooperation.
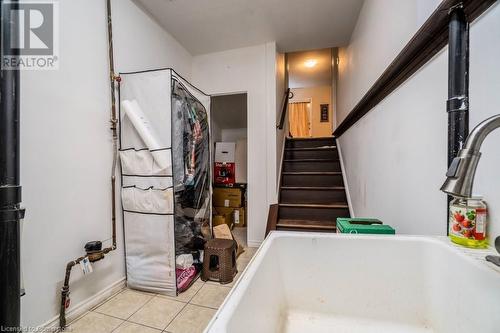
[171,78,211,255]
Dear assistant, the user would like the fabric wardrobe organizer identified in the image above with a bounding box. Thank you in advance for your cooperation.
[118,68,211,296]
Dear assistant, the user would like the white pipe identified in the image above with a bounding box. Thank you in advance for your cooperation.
[121,99,169,169]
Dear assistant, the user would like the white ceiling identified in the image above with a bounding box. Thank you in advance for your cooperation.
[134,0,364,55]
[288,48,332,88]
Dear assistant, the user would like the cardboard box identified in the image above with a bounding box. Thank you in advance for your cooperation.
[213,224,244,258]
[215,142,235,162]
[214,206,245,228]
[213,187,243,208]
[212,215,229,227]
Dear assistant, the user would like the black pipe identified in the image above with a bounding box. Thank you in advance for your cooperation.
[0,0,23,329]
[447,4,469,232]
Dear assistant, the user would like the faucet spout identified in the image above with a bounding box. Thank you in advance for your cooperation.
[441,114,500,197]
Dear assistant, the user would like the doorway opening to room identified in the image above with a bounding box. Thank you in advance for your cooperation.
[287,47,335,138]
[289,99,312,138]
[210,93,248,247]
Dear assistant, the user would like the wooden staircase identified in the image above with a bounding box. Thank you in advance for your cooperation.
[267,137,350,234]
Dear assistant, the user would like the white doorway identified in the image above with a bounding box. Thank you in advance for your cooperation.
[210,93,248,247]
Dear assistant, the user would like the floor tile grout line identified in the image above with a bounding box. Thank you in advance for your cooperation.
[89,286,127,313]
[123,292,157,322]
[127,295,187,331]
[106,292,158,332]
[153,293,189,305]
[187,278,206,303]
[109,319,127,333]
[187,302,221,311]
[92,310,131,323]
[93,292,156,323]
[163,298,190,331]
[124,319,165,332]
[92,284,205,331]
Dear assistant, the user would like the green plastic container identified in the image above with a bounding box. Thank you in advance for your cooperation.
[336,218,395,235]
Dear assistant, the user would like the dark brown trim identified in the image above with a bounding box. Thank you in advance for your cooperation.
[333,0,497,137]
[265,204,279,236]
[277,88,291,129]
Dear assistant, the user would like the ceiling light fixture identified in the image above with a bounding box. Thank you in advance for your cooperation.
[304,59,317,68]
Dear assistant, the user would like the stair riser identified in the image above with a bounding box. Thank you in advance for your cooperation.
[283,160,341,172]
[285,149,339,160]
[280,189,347,204]
[277,226,336,233]
[282,174,344,187]
[279,206,350,221]
[286,138,334,149]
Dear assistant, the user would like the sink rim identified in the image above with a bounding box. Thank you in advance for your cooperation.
[205,232,500,333]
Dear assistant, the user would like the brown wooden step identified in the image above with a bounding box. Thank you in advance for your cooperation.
[278,203,350,221]
[286,137,335,149]
[285,147,338,160]
[277,219,336,232]
[280,186,347,204]
[281,172,344,187]
[283,159,341,172]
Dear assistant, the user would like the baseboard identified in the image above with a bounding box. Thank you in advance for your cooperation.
[336,139,355,217]
[247,239,263,248]
[39,277,126,330]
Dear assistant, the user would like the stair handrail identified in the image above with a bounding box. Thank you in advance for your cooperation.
[277,88,291,129]
[333,0,495,137]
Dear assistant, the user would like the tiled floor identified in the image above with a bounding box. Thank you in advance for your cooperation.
[68,244,257,333]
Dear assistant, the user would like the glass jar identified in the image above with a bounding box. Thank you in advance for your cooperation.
[449,196,488,248]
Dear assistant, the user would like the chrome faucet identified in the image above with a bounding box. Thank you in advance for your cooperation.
[441,114,500,198]
[441,114,500,266]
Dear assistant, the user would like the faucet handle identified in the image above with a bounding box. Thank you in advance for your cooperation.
[446,157,461,177]
[485,236,500,267]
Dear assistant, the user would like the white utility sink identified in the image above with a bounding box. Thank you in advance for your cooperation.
[205,232,500,333]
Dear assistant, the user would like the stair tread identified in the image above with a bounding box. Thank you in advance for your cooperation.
[277,219,336,230]
[282,171,342,175]
[284,158,339,162]
[279,203,349,208]
[286,137,334,141]
[281,186,345,190]
[285,147,336,151]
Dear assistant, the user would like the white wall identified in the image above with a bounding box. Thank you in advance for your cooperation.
[20,0,192,327]
[192,43,278,246]
[211,119,222,142]
[221,128,247,142]
[221,129,248,183]
[337,0,440,123]
[337,0,500,242]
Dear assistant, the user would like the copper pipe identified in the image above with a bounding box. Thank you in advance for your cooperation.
[59,257,84,329]
[59,1,119,329]
[58,245,115,330]
[107,0,118,249]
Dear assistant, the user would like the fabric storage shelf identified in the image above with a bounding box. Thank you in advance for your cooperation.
[122,185,174,215]
[120,148,173,176]
[119,68,211,296]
